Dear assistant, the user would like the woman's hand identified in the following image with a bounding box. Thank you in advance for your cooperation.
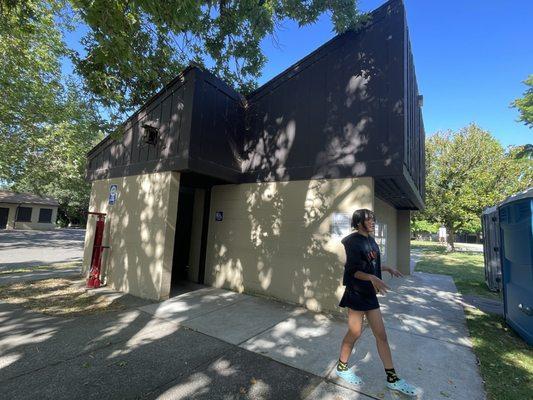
[370,276,390,294]
[383,266,403,278]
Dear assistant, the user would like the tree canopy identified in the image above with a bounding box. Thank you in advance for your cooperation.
[0,0,103,225]
[513,74,533,129]
[4,0,365,119]
[0,0,364,224]
[1,1,531,234]
[415,124,532,250]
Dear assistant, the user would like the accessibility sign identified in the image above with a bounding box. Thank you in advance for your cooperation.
[109,184,118,205]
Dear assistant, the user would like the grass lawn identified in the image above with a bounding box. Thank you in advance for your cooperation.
[412,240,499,300]
[412,241,533,400]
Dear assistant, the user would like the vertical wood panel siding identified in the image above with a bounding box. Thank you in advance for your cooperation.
[85,0,424,209]
[404,28,425,199]
[86,76,192,179]
[242,2,402,183]
[190,73,244,177]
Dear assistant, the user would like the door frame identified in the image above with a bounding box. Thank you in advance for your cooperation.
[197,188,211,285]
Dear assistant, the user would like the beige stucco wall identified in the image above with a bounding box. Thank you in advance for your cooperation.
[205,177,374,313]
[82,171,179,300]
[397,210,411,274]
[0,203,57,230]
[374,197,398,283]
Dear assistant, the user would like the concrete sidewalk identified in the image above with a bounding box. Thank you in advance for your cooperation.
[137,273,485,400]
[0,272,486,399]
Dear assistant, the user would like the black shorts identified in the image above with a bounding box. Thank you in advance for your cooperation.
[339,286,380,311]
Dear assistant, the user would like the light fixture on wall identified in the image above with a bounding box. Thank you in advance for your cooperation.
[141,123,159,145]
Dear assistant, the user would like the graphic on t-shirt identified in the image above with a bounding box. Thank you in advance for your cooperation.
[366,246,378,272]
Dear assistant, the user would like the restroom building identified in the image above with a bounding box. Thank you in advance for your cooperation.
[0,191,58,230]
[82,0,425,313]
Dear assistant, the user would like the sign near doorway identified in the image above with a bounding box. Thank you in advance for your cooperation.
[215,211,224,221]
[331,212,351,238]
[108,184,118,205]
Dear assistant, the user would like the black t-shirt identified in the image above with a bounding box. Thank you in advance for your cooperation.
[341,232,382,291]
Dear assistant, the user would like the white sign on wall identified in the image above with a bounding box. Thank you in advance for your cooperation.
[331,213,388,262]
[375,219,388,263]
[331,213,352,238]
[108,184,118,205]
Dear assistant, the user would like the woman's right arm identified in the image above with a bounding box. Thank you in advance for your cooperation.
[354,271,390,294]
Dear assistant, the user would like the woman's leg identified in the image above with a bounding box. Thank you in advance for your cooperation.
[339,309,365,363]
[365,308,394,369]
[366,308,418,396]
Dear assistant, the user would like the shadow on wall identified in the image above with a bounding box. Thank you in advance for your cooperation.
[84,170,178,301]
[209,42,392,312]
[209,178,373,313]
[240,26,399,183]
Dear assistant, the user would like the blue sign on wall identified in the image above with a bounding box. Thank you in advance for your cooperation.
[109,184,118,205]
[215,211,223,221]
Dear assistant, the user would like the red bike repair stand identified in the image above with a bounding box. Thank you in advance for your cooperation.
[87,212,109,289]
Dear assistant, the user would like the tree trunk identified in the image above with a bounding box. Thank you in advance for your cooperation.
[446,225,455,252]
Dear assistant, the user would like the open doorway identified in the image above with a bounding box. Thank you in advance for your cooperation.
[170,184,210,297]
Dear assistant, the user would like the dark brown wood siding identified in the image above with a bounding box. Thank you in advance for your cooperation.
[241,0,405,184]
[86,69,195,180]
[84,0,425,209]
[188,69,244,183]
[402,24,425,205]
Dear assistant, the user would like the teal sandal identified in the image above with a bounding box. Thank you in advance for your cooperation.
[386,378,418,396]
[335,368,363,385]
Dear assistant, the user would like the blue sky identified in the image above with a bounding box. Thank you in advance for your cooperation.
[62,0,532,148]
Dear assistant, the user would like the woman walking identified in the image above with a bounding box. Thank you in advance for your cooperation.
[336,209,417,397]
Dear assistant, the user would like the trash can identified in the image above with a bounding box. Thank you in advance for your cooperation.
[481,206,502,292]
[499,187,533,345]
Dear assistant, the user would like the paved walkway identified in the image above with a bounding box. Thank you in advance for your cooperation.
[453,243,483,253]
[0,229,85,269]
[0,271,486,400]
[461,294,503,316]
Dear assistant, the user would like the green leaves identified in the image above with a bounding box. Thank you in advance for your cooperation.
[512,75,533,128]
[0,1,103,225]
[68,0,364,115]
[1,0,365,224]
[418,124,532,247]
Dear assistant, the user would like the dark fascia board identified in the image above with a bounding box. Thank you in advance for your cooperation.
[239,159,403,184]
[187,158,242,184]
[0,201,58,207]
[86,66,244,172]
[246,0,404,101]
[374,193,414,211]
[86,156,189,181]
[401,163,424,210]
[85,0,404,162]
[87,65,198,158]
